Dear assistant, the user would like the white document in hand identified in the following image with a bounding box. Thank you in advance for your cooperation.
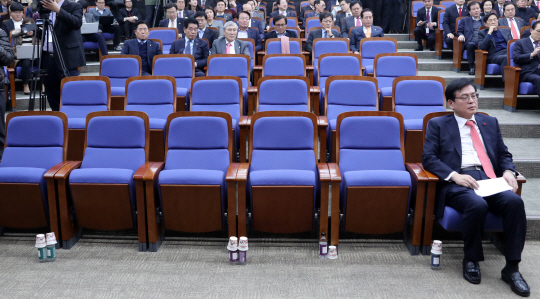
[474,177,513,197]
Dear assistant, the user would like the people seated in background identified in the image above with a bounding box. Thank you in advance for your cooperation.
[350,8,383,54]
[210,21,251,56]
[531,0,540,11]
[187,0,203,13]
[175,0,195,19]
[1,1,22,33]
[205,6,224,37]
[10,16,36,95]
[479,13,511,80]
[516,0,536,21]
[159,3,185,38]
[414,0,439,51]
[494,0,506,17]
[265,14,298,38]
[304,0,326,20]
[194,11,218,47]
[457,1,484,75]
[514,21,540,98]
[198,0,216,8]
[299,0,315,24]
[91,0,122,51]
[118,0,141,39]
[248,0,266,29]
[169,18,209,77]
[340,1,362,39]
[215,0,233,21]
[520,11,540,38]
[480,0,494,16]
[0,0,8,13]
[270,0,296,18]
[443,0,470,51]
[422,78,529,297]
[80,1,110,58]
[236,10,262,52]
[121,21,163,75]
[498,3,524,40]
[334,0,351,28]
[304,12,341,53]
[241,3,264,39]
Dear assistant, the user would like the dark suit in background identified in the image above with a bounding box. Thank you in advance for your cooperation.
[304,28,341,52]
[198,27,218,49]
[414,6,440,49]
[178,9,195,19]
[364,0,382,26]
[215,12,233,22]
[0,27,15,159]
[498,17,526,39]
[381,0,401,33]
[121,38,163,75]
[0,19,14,35]
[494,3,505,17]
[340,15,361,39]
[513,37,540,97]
[265,29,298,39]
[42,1,86,111]
[349,25,384,52]
[169,38,209,76]
[457,16,484,67]
[158,17,186,35]
[515,7,535,23]
[118,7,142,38]
[299,5,314,24]
[478,28,512,80]
[443,4,469,50]
[335,11,350,28]
[238,28,262,52]
[270,10,296,18]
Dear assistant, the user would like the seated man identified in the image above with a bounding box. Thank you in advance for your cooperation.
[479,13,512,80]
[248,0,265,29]
[340,1,362,39]
[514,20,540,98]
[169,18,209,77]
[270,0,296,18]
[350,8,383,54]
[521,11,540,38]
[210,21,251,56]
[498,3,525,40]
[265,14,298,38]
[194,11,218,47]
[175,0,195,19]
[80,1,110,57]
[494,0,506,17]
[422,78,529,297]
[237,11,262,52]
[414,0,439,51]
[91,0,122,51]
[304,0,326,20]
[241,3,264,40]
[334,0,352,28]
[299,0,315,25]
[215,0,233,21]
[121,21,163,75]
[515,0,536,22]
[304,11,341,53]
[118,0,141,39]
[159,3,185,38]
[457,1,484,75]
[443,0,470,51]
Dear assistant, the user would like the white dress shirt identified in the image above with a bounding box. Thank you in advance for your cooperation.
[168,18,178,28]
[237,29,248,38]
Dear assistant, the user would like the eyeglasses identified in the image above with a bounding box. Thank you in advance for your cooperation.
[321,19,333,24]
[274,23,286,27]
[456,93,479,101]
[186,27,198,31]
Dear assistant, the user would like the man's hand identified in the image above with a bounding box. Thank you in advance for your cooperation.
[488,25,497,34]
[451,173,479,190]
[447,33,454,39]
[354,51,359,54]
[457,35,465,42]
[503,171,518,193]
[41,0,61,14]
[427,21,436,28]
[531,46,540,57]
[325,28,334,37]
[417,20,426,26]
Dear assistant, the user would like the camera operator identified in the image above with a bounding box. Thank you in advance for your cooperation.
[39,0,86,111]
[0,27,15,159]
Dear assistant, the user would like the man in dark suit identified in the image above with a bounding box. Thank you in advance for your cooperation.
[299,0,315,24]
[513,21,540,98]
[494,0,506,17]
[215,0,233,21]
[40,0,86,111]
[170,18,209,77]
[443,0,469,50]
[479,13,512,80]
[194,11,218,47]
[457,1,484,75]
[270,0,297,18]
[198,0,216,8]
[0,2,23,34]
[265,14,299,38]
[325,0,340,12]
[304,0,326,19]
[381,0,401,33]
[159,4,185,38]
[334,0,352,28]
[304,12,341,52]
[498,3,526,39]
[121,21,163,75]
[118,0,142,38]
[414,0,440,51]
[242,3,265,40]
[340,1,362,38]
[237,11,262,51]
[350,8,383,53]
[422,78,529,297]
[210,22,251,56]
[175,0,195,19]
[516,0,536,21]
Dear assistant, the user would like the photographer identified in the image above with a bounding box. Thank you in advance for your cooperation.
[39,0,85,111]
[0,27,15,159]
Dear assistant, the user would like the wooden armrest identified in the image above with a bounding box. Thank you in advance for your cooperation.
[226,163,240,181]
[248,86,258,93]
[327,162,341,182]
[236,163,249,181]
[317,116,328,127]
[7,67,14,73]
[44,162,71,179]
[54,161,83,179]
[239,115,251,126]
[253,65,262,70]
[504,65,521,72]
[405,163,430,182]
[302,51,310,55]
[417,164,439,182]
[134,162,154,181]
[256,51,266,55]
[318,163,330,181]
[142,162,165,181]
[306,65,314,70]
[310,86,320,93]
[517,172,526,183]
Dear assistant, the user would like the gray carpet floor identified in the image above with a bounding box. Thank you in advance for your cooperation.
[1,234,539,298]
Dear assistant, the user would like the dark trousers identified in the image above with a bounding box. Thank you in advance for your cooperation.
[414,27,435,48]
[99,24,121,46]
[122,21,136,38]
[17,59,38,85]
[145,5,155,27]
[365,0,383,26]
[445,35,454,51]
[43,53,80,111]
[381,0,401,32]
[0,90,5,159]
[445,169,526,263]
[487,50,508,81]
[82,33,109,56]
[465,41,479,65]
[195,69,205,77]
[523,68,540,98]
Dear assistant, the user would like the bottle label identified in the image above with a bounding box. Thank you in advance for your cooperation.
[320,244,327,255]
[433,257,439,264]
[38,251,41,258]
[233,252,238,259]
[322,246,327,254]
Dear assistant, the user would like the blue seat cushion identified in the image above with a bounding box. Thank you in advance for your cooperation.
[403,119,423,131]
[67,118,86,129]
[343,170,411,187]
[149,118,167,130]
[70,168,135,185]
[250,169,315,186]
[111,86,125,96]
[159,169,225,185]
[519,82,535,95]
[380,87,392,97]
[177,87,188,97]
[486,64,501,75]
[364,65,373,74]
[439,206,503,232]
[0,167,47,184]
[258,104,308,112]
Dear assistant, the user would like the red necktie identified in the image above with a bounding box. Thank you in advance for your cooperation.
[465,120,496,179]
[509,18,519,39]
[355,17,360,26]
[458,7,462,16]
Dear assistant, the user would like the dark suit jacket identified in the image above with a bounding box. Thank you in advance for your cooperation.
[264,29,298,39]
[422,113,516,218]
[178,9,195,19]
[270,10,296,18]
[416,6,440,34]
[304,28,341,52]
[478,28,512,58]
[0,19,14,35]
[340,16,362,39]
[443,4,470,35]
[169,38,209,71]
[325,0,339,11]
[118,8,142,25]
[238,28,262,52]
[494,3,505,17]
[335,11,349,28]
[521,28,532,39]
[299,5,315,23]
[515,7,535,23]
[200,27,218,49]
[513,37,540,81]
[198,0,216,8]
[498,17,526,34]
[349,26,384,52]
[158,18,185,35]
[121,39,163,73]
[249,18,264,40]
[215,12,233,22]
[457,16,484,46]
[210,38,251,56]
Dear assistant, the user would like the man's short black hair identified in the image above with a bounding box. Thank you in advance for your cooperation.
[273,14,287,25]
[9,2,24,12]
[503,2,515,11]
[532,20,540,30]
[165,3,177,10]
[467,1,480,11]
[135,20,148,30]
[216,0,226,5]
[445,78,477,102]
[184,17,199,28]
[238,10,251,19]
[360,8,372,18]
[194,11,207,19]
[313,0,321,6]
[483,12,497,23]
[79,0,89,9]
[340,0,351,4]
[319,11,332,22]
[350,1,362,8]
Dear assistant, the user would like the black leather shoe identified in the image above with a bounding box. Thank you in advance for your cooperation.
[502,271,530,297]
[468,67,475,75]
[429,46,435,51]
[463,261,481,284]
[414,45,423,51]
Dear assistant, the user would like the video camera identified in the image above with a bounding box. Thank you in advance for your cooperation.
[31,0,51,19]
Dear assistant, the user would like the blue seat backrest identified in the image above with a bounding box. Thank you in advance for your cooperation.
[314,40,348,60]
[208,57,248,80]
[244,40,255,69]
[165,116,230,172]
[394,80,445,120]
[439,12,445,30]
[441,1,455,9]
[270,18,297,27]
[251,116,315,171]
[148,30,177,45]
[319,55,361,87]
[0,115,64,170]
[510,41,517,66]
[125,79,174,119]
[339,116,405,172]
[376,56,417,78]
[61,80,108,119]
[264,56,304,76]
[306,19,321,34]
[153,57,193,79]
[259,79,308,105]
[362,40,396,59]
[82,116,146,172]
[101,58,140,78]
[412,2,424,16]
[266,40,302,54]
[191,79,241,121]
[328,80,377,107]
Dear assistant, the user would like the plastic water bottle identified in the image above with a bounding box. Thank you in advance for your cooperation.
[430,240,442,270]
[319,232,328,259]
